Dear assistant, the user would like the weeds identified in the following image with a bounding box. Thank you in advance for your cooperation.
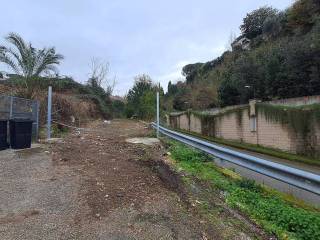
[168,141,320,240]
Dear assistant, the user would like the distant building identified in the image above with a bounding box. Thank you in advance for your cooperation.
[0,71,10,81]
[231,36,251,51]
[110,95,125,102]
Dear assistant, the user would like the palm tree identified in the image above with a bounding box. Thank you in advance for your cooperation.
[0,33,64,98]
[0,33,64,78]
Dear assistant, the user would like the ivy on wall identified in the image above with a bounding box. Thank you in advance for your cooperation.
[169,106,249,137]
[169,103,320,157]
[257,103,320,157]
[256,103,320,135]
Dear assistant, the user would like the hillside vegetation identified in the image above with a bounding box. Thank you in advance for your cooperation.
[0,33,118,126]
[0,76,114,125]
[165,0,320,110]
[2,77,112,122]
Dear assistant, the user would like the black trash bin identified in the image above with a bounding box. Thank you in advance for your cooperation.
[0,120,8,150]
[9,119,33,149]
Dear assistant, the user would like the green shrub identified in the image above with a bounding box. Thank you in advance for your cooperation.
[236,178,263,193]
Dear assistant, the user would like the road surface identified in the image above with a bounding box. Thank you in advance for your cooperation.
[0,119,269,239]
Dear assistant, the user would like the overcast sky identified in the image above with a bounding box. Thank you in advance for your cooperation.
[1,0,293,95]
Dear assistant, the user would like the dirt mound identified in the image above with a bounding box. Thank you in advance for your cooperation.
[0,83,11,94]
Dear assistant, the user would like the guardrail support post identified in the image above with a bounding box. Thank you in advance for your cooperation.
[47,86,52,140]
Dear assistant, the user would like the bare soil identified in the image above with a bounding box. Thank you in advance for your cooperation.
[0,119,269,239]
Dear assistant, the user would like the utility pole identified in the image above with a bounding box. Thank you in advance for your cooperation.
[47,86,52,140]
[156,91,160,138]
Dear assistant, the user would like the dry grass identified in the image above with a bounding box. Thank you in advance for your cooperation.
[35,92,101,125]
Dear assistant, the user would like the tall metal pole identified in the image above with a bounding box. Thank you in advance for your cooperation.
[9,96,13,119]
[35,100,40,141]
[156,91,160,138]
[47,86,52,140]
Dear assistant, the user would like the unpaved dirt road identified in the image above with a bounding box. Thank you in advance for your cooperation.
[0,120,210,239]
[0,119,266,239]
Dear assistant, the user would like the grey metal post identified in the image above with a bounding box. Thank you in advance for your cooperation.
[8,96,13,148]
[47,86,52,140]
[9,96,13,119]
[35,100,40,141]
[156,91,160,138]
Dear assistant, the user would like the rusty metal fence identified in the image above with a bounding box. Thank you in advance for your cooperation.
[0,95,40,140]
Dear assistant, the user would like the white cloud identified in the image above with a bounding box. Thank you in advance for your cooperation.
[155,43,226,93]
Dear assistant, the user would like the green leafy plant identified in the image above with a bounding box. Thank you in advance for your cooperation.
[167,140,320,240]
[125,74,164,120]
[0,33,63,98]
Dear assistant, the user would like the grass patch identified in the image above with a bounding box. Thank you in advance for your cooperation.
[167,140,320,240]
[39,123,69,139]
[172,127,320,167]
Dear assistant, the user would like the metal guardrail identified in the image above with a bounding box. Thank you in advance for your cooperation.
[151,123,320,195]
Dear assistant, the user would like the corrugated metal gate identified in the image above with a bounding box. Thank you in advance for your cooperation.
[0,95,40,140]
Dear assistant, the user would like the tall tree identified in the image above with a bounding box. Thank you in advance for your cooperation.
[0,33,63,78]
[126,74,164,119]
[240,6,278,39]
[0,33,64,98]
[126,74,153,107]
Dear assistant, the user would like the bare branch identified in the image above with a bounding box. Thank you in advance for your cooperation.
[88,57,116,95]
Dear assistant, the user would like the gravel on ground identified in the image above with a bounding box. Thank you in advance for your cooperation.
[0,119,268,239]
